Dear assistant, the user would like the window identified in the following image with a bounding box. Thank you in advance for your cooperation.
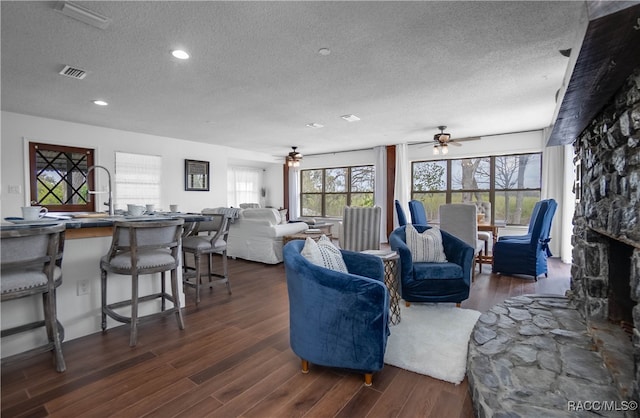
[300,165,374,217]
[411,153,541,226]
[28,142,95,212]
[114,152,161,210]
[227,167,262,207]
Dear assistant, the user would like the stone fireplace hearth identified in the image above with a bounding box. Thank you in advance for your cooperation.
[467,66,639,418]
[571,66,640,403]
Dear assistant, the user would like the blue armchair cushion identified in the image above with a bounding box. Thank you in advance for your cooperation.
[406,224,447,263]
[301,235,348,273]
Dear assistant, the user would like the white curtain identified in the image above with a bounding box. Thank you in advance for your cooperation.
[227,166,261,207]
[394,143,410,228]
[373,146,387,243]
[288,166,300,220]
[541,138,572,261]
[561,144,576,264]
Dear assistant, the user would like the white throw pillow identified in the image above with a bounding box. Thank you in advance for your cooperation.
[301,235,348,273]
[406,224,448,263]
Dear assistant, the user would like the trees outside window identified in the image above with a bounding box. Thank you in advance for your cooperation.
[301,165,374,217]
[411,153,541,226]
[29,142,95,212]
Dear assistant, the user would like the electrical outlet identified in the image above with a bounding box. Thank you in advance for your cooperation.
[8,185,22,194]
[77,280,90,296]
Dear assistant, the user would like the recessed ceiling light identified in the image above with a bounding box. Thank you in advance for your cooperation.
[306,123,324,129]
[340,114,360,122]
[92,100,108,106]
[318,48,331,56]
[171,50,190,60]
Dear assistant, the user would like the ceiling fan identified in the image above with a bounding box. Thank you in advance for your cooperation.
[421,126,480,155]
[286,146,303,167]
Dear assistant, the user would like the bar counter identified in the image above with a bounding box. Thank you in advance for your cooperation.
[0,212,210,360]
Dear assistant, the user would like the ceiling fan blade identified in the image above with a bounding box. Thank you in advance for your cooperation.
[449,141,463,147]
[451,136,481,143]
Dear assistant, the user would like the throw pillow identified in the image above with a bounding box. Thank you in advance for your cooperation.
[300,235,348,273]
[406,224,448,263]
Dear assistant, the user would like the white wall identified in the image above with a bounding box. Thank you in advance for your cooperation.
[1,111,283,217]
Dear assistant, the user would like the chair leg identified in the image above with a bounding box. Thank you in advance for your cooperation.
[301,359,309,374]
[194,253,201,305]
[223,250,231,295]
[43,290,66,372]
[405,301,411,307]
[101,269,108,332]
[364,373,373,387]
[161,271,166,311]
[130,274,139,347]
[171,268,185,330]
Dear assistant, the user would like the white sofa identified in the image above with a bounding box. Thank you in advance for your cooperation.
[203,208,308,264]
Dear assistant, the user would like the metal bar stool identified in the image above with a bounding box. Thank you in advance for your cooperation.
[100,219,185,346]
[1,223,67,372]
[182,213,231,306]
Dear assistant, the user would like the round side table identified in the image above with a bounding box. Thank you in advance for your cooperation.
[381,253,401,325]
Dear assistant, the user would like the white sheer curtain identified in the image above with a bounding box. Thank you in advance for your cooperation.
[373,146,387,243]
[541,140,574,262]
[227,166,261,207]
[394,143,410,228]
[288,166,300,220]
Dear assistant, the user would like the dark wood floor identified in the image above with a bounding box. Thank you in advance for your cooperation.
[1,256,570,418]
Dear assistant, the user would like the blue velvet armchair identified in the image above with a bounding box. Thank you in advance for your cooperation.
[408,200,428,225]
[493,199,557,279]
[389,225,474,306]
[283,240,390,386]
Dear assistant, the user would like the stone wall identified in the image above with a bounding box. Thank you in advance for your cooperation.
[571,66,640,402]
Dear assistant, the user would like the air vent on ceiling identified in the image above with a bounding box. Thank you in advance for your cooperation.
[59,65,87,80]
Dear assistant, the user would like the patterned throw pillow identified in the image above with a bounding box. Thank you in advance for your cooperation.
[301,235,348,273]
[405,224,448,263]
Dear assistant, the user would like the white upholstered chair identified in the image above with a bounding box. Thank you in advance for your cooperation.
[439,204,484,278]
[472,201,492,262]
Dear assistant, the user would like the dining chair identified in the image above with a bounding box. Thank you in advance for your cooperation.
[339,206,382,252]
[439,204,484,277]
[1,223,67,371]
[394,200,407,226]
[408,200,428,225]
[182,213,232,305]
[100,219,185,346]
[493,199,557,279]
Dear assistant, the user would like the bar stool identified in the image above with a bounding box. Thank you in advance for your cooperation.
[1,223,66,372]
[100,219,185,346]
[182,213,231,306]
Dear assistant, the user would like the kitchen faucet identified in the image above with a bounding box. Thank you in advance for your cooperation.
[87,165,114,216]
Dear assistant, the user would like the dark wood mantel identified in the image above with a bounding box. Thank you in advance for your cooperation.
[547,2,640,146]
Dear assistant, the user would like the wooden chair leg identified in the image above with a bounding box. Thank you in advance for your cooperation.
[130,274,139,347]
[405,301,411,307]
[456,302,461,308]
[364,373,373,386]
[301,359,309,374]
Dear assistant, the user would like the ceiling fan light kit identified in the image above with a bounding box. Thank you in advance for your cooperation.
[286,146,303,167]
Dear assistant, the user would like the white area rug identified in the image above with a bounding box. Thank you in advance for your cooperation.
[384,303,481,384]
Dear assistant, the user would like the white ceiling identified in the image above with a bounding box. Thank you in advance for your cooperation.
[1,1,585,160]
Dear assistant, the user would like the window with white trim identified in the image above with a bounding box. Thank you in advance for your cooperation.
[114,152,161,210]
[227,166,262,207]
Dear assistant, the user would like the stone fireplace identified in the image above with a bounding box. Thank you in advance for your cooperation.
[570,66,640,402]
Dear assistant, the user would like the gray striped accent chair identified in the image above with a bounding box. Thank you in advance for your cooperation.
[339,206,382,252]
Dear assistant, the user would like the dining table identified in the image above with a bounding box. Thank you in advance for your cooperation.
[477,221,506,264]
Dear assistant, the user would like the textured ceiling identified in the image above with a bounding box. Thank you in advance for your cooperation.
[1,1,585,159]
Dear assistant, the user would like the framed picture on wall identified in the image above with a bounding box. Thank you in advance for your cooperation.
[185,159,210,191]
